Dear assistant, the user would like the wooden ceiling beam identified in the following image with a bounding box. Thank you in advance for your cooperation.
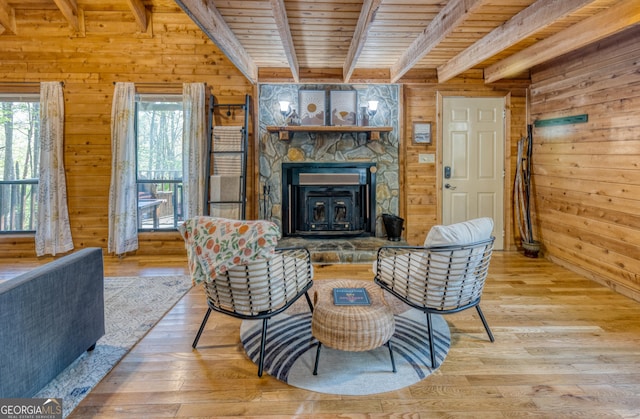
[52,0,79,32]
[484,0,640,83]
[343,0,383,83]
[438,0,597,83]
[174,0,258,84]
[0,0,16,35]
[125,0,148,32]
[390,0,486,83]
[269,0,299,83]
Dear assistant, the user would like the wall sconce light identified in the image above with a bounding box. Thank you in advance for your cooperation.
[279,100,291,124]
[367,100,379,120]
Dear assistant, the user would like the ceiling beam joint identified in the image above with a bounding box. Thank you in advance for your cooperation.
[269,0,299,82]
[0,0,16,35]
[174,0,258,84]
[484,0,640,83]
[343,0,383,83]
[52,0,80,32]
[437,0,598,83]
[390,0,486,83]
[125,0,148,33]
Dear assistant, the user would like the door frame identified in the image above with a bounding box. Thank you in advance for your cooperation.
[436,92,514,250]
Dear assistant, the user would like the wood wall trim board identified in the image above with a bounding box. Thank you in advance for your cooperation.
[535,163,640,185]
[534,174,640,202]
[543,241,640,294]
[538,207,640,259]
[546,254,640,303]
[534,153,640,171]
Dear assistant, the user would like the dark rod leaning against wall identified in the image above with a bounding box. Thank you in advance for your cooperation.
[514,124,540,258]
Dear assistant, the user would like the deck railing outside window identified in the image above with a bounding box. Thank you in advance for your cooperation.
[136,96,184,232]
[137,170,183,231]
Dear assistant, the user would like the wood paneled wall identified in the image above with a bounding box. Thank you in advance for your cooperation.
[0,8,253,258]
[401,70,529,248]
[0,9,530,259]
[528,25,640,301]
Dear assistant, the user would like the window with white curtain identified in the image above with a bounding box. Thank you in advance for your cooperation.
[135,94,184,230]
[0,94,40,232]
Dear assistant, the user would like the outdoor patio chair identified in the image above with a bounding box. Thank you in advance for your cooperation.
[374,217,495,368]
[180,216,314,377]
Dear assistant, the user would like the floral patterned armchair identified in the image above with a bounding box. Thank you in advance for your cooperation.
[179,216,313,377]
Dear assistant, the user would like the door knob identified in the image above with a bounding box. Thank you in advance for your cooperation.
[444,183,457,190]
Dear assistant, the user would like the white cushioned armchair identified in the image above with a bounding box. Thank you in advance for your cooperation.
[374,217,495,367]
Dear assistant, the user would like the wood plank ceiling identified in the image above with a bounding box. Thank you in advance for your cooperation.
[1,0,639,85]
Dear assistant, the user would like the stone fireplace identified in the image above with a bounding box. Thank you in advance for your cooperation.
[281,162,376,237]
[258,84,400,239]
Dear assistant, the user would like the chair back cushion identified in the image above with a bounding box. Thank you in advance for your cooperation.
[423,217,493,247]
[423,217,493,308]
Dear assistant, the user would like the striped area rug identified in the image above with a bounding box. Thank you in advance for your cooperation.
[240,304,451,395]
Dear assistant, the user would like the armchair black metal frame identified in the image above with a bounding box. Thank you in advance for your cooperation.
[191,247,314,377]
[374,237,495,368]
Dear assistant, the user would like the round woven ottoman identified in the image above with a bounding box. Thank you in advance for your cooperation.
[311,279,396,374]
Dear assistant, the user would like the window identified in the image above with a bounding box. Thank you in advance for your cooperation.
[135,94,184,231]
[0,94,40,232]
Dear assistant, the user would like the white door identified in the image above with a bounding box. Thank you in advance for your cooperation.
[442,97,504,249]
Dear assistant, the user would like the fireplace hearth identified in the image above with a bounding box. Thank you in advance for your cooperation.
[282,163,376,237]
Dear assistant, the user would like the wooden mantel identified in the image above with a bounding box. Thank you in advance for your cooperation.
[266,125,392,141]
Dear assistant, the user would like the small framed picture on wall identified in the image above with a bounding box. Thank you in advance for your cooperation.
[299,90,326,126]
[330,90,357,126]
[413,122,432,144]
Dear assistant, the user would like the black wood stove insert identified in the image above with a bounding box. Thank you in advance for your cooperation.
[281,162,376,237]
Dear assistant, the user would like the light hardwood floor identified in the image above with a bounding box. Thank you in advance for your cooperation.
[3,251,640,417]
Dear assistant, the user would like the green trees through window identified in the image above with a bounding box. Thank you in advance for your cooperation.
[136,97,184,230]
[0,97,40,232]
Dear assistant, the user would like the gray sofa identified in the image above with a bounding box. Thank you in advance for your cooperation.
[0,247,105,398]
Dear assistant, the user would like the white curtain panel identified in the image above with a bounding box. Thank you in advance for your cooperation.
[182,83,207,219]
[108,82,138,255]
[35,81,74,256]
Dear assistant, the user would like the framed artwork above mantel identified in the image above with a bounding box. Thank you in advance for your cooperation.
[298,90,326,126]
[330,90,357,126]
